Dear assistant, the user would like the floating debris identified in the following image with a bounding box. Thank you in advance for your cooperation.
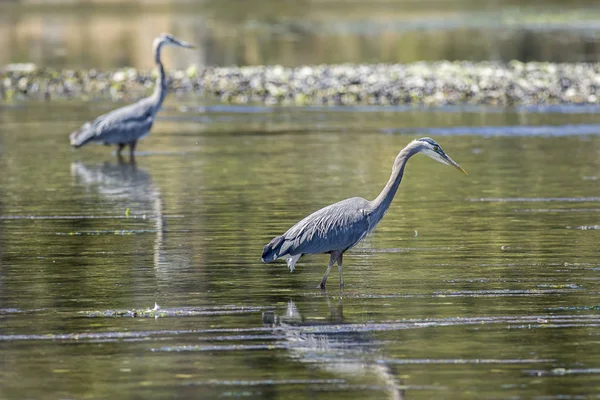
[536,283,582,289]
[80,304,271,318]
[568,225,600,230]
[546,305,600,311]
[525,368,600,377]
[0,308,24,314]
[56,229,159,236]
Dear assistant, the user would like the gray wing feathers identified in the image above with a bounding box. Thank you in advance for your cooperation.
[70,98,155,147]
[277,197,371,257]
[261,235,285,262]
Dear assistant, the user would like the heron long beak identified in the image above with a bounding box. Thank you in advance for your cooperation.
[172,38,195,49]
[178,40,195,49]
[443,154,468,175]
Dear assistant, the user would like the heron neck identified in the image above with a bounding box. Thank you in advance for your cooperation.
[152,45,167,108]
[369,144,419,224]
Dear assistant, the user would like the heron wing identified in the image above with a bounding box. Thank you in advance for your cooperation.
[92,99,156,144]
[71,98,156,146]
[281,197,371,256]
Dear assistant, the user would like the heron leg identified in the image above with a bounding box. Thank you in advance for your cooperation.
[116,143,127,164]
[337,253,344,287]
[318,251,341,290]
[128,141,137,162]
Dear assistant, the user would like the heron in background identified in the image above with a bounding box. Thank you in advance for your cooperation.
[262,137,467,289]
[69,34,194,161]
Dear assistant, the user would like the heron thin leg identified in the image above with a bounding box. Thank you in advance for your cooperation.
[117,143,126,156]
[337,253,344,287]
[128,141,137,162]
[319,251,341,290]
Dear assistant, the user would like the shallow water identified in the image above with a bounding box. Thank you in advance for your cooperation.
[1,100,600,398]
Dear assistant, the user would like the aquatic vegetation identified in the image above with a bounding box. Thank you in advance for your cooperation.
[2,61,599,106]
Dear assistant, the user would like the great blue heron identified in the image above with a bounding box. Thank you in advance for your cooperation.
[261,137,467,289]
[69,34,194,160]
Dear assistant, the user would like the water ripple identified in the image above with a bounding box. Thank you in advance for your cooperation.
[471,197,600,203]
[81,305,273,318]
[2,315,599,343]
[184,378,346,386]
[0,215,183,220]
[514,208,600,213]
[178,104,600,115]
[342,288,578,299]
[525,368,600,377]
[388,124,600,137]
[153,344,288,352]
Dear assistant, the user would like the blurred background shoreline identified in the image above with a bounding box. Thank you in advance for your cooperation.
[1,0,600,70]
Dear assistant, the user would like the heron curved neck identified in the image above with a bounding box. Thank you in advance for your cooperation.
[152,44,168,108]
[369,144,420,224]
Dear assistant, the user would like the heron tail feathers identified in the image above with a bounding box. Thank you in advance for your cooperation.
[70,122,96,148]
[261,235,287,263]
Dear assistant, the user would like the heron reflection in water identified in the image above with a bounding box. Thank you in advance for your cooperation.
[69,34,195,161]
[70,160,166,270]
[263,299,405,400]
[262,138,467,289]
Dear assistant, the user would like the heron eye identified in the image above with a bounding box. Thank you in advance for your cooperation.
[433,146,440,152]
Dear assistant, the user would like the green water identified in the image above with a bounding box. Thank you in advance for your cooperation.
[2,0,600,68]
[1,100,599,398]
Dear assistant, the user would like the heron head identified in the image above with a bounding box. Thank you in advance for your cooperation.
[415,137,467,175]
[154,33,195,50]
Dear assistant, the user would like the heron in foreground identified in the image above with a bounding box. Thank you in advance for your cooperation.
[261,137,467,289]
[69,34,194,160]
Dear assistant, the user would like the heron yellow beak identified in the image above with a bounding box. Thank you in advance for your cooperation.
[445,154,468,175]
[179,41,195,49]
[172,38,195,49]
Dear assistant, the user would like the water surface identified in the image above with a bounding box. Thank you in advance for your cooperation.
[2,0,600,68]
[0,99,599,398]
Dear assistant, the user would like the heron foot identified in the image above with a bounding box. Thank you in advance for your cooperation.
[318,251,341,291]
